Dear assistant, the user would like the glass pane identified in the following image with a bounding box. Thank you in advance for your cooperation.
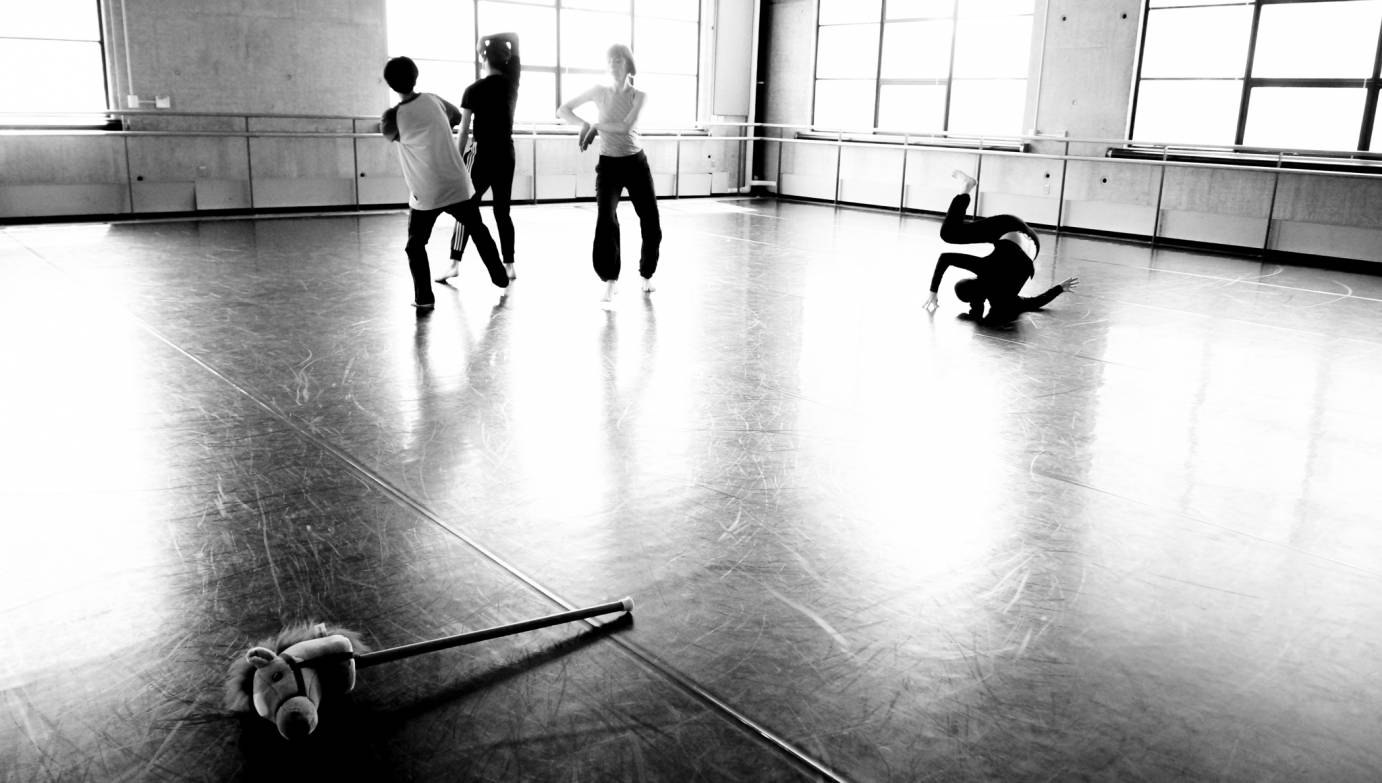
[1141,5,1251,78]
[565,0,629,11]
[478,1,558,67]
[813,79,876,130]
[881,20,952,78]
[388,0,475,63]
[4,1,101,40]
[635,0,698,21]
[635,73,697,127]
[1132,79,1242,146]
[953,16,1031,78]
[957,0,1034,18]
[561,71,604,112]
[634,17,697,74]
[877,83,947,132]
[514,70,557,123]
[885,0,954,19]
[816,24,881,79]
[0,40,106,113]
[820,0,883,24]
[947,78,1026,135]
[560,10,632,70]
[1244,86,1366,151]
[1253,0,1382,79]
[411,59,475,106]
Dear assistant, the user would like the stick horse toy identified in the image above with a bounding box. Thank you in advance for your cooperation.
[225,598,634,739]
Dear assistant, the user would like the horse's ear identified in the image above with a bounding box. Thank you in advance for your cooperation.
[246,647,277,668]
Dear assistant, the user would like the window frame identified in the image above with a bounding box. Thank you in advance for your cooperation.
[0,0,116,129]
[1130,0,1382,153]
[387,0,703,129]
[810,0,1035,137]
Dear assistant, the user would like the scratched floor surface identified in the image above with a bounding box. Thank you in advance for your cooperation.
[2,198,1380,782]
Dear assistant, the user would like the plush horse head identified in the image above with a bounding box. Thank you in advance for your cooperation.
[226,622,366,740]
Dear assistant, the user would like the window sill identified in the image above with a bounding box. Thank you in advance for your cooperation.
[1107,145,1382,175]
[0,116,123,132]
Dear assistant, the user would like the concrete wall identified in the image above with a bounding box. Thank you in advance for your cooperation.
[758,0,1382,265]
[104,0,388,116]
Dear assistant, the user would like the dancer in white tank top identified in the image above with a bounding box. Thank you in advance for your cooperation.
[557,44,662,302]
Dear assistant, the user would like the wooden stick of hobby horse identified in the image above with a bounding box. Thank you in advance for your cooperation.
[353,597,634,669]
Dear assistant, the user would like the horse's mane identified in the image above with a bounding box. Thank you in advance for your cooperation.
[223,622,368,713]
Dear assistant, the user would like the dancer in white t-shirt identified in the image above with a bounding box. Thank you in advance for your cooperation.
[381,56,508,308]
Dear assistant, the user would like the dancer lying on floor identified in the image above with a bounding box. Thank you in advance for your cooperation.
[923,170,1078,324]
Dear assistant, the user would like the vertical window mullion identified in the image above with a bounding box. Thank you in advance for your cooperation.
[811,2,820,126]
[1360,17,1382,150]
[555,0,564,109]
[943,0,959,132]
[1235,0,1264,146]
[96,0,112,115]
[874,3,887,129]
[1128,0,1153,140]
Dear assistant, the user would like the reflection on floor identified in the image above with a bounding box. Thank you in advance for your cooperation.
[2,198,1380,781]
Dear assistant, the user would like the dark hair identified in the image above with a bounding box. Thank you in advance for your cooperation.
[607,44,637,78]
[383,57,419,94]
[954,277,981,303]
[479,38,513,69]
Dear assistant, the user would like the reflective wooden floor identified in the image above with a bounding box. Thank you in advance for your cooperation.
[2,198,1381,782]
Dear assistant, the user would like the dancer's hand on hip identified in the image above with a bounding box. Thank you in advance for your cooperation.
[579,122,598,151]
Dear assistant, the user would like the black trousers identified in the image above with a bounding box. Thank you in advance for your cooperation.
[934,193,1060,322]
[593,151,662,282]
[450,141,516,265]
[406,200,507,305]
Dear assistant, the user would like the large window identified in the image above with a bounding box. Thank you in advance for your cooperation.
[386,0,701,128]
[1133,0,1382,152]
[1,1,108,125]
[813,0,1035,135]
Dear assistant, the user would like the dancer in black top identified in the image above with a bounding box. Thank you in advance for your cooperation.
[923,170,1077,323]
[438,32,521,284]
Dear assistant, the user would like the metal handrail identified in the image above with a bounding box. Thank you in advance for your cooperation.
[3,116,1378,257]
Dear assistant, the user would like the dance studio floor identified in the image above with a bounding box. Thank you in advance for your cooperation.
[2,197,1380,782]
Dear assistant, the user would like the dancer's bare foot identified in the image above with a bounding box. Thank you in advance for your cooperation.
[435,263,460,284]
[600,280,617,302]
[641,277,655,293]
[505,263,516,281]
[951,169,978,194]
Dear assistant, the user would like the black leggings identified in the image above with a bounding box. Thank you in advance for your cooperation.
[450,142,516,265]
[932,193,1060,321]
[407,200,507,305]
[937,192,1036,250]
[593,151,662,282]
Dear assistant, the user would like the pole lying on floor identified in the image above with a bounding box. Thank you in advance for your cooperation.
[354,597,634,669]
